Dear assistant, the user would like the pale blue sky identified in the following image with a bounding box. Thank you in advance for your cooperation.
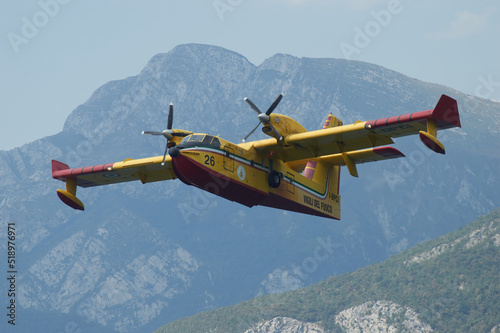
[1,0,499,150]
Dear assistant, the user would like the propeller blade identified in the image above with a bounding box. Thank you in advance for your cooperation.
[243,122,261,142]
[167,103,173,130]
[161,142,169,166]
[265,93,283,115]
[142,131,163,135]
[244,97,262,115]
[143,101,184,163]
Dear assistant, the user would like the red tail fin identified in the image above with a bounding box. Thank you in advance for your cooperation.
[431,94,461,129]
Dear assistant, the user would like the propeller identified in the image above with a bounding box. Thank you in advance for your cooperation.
[243,93,283,142]
[142,103,181,165]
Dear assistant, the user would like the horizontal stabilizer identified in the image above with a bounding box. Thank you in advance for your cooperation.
[286,147,405,177]
[336,147,405,177]
[339,146,405,165]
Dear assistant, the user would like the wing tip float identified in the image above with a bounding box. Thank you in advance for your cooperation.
[56,188,84,211]
[418,94,460,154]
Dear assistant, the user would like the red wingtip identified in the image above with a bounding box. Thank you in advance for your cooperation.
[432,94,461,128]
[52,159,70,175]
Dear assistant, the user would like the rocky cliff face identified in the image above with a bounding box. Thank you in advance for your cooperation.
[245,302,434,333]
[335,301,433,332]
[0,44,499,332]
[245,317,325,333]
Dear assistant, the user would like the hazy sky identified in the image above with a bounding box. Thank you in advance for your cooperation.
[1,0,499,150]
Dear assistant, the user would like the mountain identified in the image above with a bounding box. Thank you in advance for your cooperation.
[0,44,499,332]
[155,208,500,333]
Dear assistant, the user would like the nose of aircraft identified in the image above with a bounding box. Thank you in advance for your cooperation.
[169,146,180,158]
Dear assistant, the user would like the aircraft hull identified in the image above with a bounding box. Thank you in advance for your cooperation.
[172,149,267,208]
[171,148,340,219]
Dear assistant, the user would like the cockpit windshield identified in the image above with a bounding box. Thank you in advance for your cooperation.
[180,134,221,148]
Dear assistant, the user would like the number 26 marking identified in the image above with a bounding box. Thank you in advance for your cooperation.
[204,155,215,166]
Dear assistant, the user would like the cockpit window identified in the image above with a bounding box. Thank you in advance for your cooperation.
[200,135,221,148]
[209,137,221,148]
[202,135,213,145]
[189,134,205,142]
[179,134,221,148]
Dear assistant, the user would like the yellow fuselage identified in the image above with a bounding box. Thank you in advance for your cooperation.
[171,136,340,220]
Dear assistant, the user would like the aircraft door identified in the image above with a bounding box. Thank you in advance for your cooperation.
[223,146,234,172]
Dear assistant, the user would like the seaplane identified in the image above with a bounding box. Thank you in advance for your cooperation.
[52,94,461,220]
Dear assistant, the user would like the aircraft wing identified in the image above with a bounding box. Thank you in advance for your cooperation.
[252,94,460,162]
[52,155,176,210]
